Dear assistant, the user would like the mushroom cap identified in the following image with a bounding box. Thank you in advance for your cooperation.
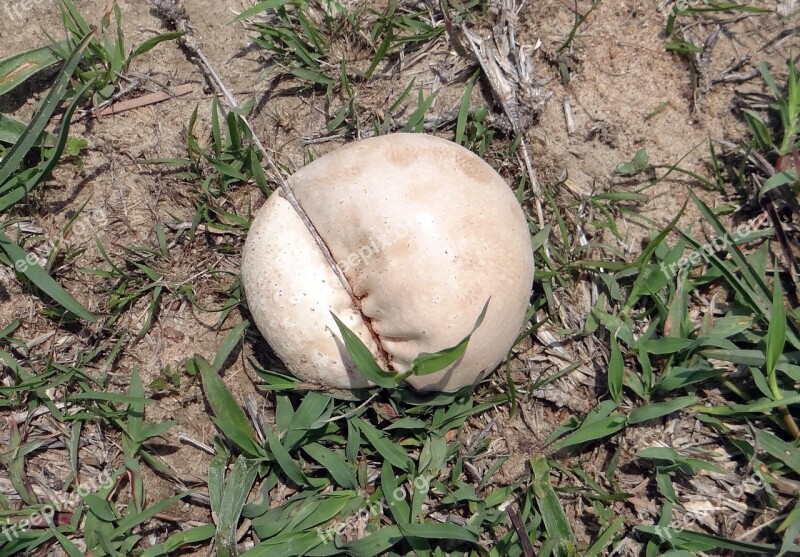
[242,133,533,391]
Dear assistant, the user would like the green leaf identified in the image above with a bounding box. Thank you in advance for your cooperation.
[303,443,357,489]
[397,521,478,542]
[584,516,625,557]
[208,439,228,518]
[616,148,649,175]
[665,38,702,53]
[766,272,786,396]
[268,429,310,486]
[607,336,623,403]
[233,0,292,22]
[742,108,773,150]
[83,492,119,522]
[196,355,264,457]
[761,169,798,198]
[66,391,152,404]
[776,499,800,557]
[282,392,333,450]
[531,455,575,545]
[637,524,800,554]
[0,113,85,155]
[0,43,63,97]
[627,396,698,424]
[352,417,411,472]
[410,298,490,376]
[751,427,800,475]
[0,33,93,188]
[381,459,411,525]
[637,447,723,474]
[213,320,249,372]
[330,312,395,388]
[549,415,626,452]
[129,32,185,60]
[455,71,480,145]
[216,457,260,557]
[109,492,193,539]
[140,524,215,557]
[339,525,404,556]
[0,39,97,321]
[0,232,95,321]
[639,337,694,354]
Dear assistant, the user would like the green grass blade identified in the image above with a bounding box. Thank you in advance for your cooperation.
[776,499,800,557]
[0,32,93,188]
[455,71,479,145]
[352,417,411,471]
[0,113,85,153]
[140,524,215,557]
[330,312,395,387]
[397,521,477,542]
[688,192,774,315]
[196,354,264,457]
[583,515,624,557]
[637,524,799,554]
[766,271,786,388]
[268,429,314,487]
[607,336,623,402]
[108,492,192,539]
[129,31,185,60]
[213,320,249,371]
[548,415,626,452]
[0,43,63,97]
[302,443,357,489]
[0,78,93,213]
[338,525,403,556]
[282,392,332,450]
[233,0,291,22]
[531,455,576,550]
[216,456,260,557]
[0,231,95,321]
[380,459,411,525]
[410,299,489,377]
[627,396,698,424]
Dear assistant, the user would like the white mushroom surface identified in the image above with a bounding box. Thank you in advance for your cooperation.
[242,133,533,391]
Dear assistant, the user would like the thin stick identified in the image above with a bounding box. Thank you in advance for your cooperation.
[189,46,356,304]
[460,21,547,233]
[151,1,390,366]
[507,504,536,557]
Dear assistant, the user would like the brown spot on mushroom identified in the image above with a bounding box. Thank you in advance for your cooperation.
[386,141,418,167]
[455,150,497,185]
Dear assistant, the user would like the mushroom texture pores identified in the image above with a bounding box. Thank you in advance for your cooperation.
[241,133,534,392]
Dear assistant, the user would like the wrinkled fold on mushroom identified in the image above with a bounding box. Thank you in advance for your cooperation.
[242,133,534,392]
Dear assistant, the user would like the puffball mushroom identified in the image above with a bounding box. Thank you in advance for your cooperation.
[242,133,533,392]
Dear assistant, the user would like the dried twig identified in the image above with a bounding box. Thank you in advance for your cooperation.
[150,0,390,366]
[507,504,536,557]
[681,24,721,112]
[458,0,551,231]
[563,95,575,134]
[88,83,193,119]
